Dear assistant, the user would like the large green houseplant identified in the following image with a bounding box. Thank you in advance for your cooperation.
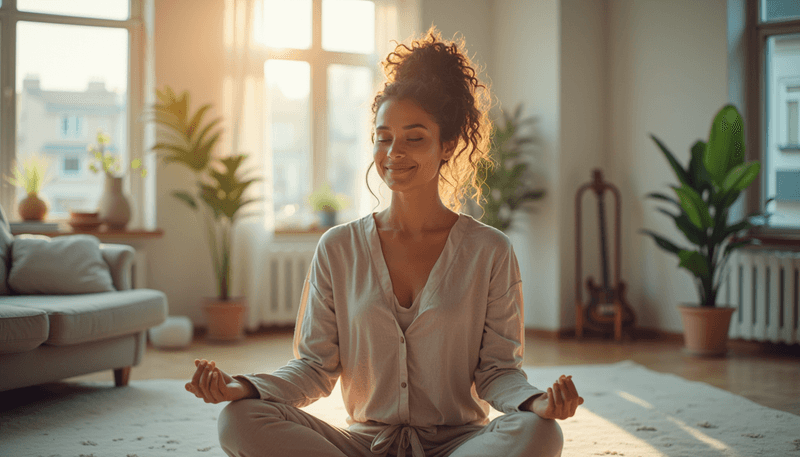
[476,104,546,232]
[640,104,768,355]
[152,86,261,341]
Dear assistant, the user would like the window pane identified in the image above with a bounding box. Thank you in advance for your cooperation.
[765,34,800,228]
[16,22,129,218]
[257,0,311,49]
[327,65,372,221]
[18,0,130,20]
[267,60,312,228]
[322,0,375,54]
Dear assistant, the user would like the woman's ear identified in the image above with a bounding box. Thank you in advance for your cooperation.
[442,140,457,161]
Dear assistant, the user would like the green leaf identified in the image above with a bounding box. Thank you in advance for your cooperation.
[639,229,684,255]
[721,161,760,193]
[705,104,745,184]
[172,191,198,210]
[678,250,710,281]
[688,140,711,193]
[645,192,680,207]
[187,103,212,138]
[650,134,691,187]
[674,185,711,229]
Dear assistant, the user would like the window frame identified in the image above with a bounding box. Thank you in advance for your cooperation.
[741,0,800,247]
[0,0,150,225]
[254,0,379,228]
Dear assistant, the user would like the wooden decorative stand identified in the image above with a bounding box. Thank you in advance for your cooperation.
[575,169,636,341]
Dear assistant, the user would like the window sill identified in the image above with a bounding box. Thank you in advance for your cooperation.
[737,227,800,251]
[10,226,164,242]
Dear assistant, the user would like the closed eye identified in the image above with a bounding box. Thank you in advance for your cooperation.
[407,138,422,142]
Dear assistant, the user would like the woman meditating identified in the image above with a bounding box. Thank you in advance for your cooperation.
[186,27,583,457]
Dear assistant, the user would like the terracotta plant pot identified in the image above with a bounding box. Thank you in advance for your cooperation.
[18,192,47,221]
[678,305,736,356]
[202,297,247,342]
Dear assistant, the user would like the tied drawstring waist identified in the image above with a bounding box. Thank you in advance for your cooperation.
[371,424,425,457]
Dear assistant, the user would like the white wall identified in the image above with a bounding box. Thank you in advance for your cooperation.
[490,0,562,329]
[609,0,728,332]
[151,0,226,324]
[420,0,729,333]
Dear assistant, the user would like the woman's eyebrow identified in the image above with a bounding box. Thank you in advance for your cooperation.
[375,124,429,131]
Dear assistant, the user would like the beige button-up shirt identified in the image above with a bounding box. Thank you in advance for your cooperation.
[238,212,544,455]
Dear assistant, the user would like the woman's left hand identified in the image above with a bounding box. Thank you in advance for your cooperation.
[530,375,584,420]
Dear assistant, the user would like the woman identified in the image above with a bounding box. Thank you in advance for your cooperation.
[186,28,582,457]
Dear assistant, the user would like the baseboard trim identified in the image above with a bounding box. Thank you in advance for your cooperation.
[524,327,684,342]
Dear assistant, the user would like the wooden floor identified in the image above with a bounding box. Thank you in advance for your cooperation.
[67,329,800,416]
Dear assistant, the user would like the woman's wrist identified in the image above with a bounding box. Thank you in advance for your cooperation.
[520,393,544,412]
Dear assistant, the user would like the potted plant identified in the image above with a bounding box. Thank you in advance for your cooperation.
[306,181,350,228]
[475,104,546,232]
[151,86,261,342]
[87,130,147,230]
[640,104,769,356]
[5,153,52,221]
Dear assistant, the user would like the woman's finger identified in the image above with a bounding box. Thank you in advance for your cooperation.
[552,382,563,409]
[210,369,224,402]
[190,361,204,388]
[198,364,212,402]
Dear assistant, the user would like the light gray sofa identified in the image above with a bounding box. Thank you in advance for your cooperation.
[0,205,167,392]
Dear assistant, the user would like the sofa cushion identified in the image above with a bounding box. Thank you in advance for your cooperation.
[0,205,13,296]
[0,304,49,354]
[8,234,115,295]
[2,289,167,346]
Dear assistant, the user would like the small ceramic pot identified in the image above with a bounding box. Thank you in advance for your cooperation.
[18,192,47,221]
[97,176,131,230]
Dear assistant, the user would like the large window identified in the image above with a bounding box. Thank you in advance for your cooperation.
[0,0,149,221]
[257,0,378,229]
[743,0,800,232]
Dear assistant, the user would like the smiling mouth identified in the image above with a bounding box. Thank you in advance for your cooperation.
[387,167,414,172]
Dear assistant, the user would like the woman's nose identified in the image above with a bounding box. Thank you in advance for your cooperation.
[387,141,404,158]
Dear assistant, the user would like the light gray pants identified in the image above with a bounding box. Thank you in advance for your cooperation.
[218,399,563,457]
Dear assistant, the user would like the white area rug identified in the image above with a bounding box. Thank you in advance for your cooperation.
[1,361,798,457]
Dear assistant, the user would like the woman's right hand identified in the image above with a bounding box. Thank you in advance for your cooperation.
[185,359,256,403]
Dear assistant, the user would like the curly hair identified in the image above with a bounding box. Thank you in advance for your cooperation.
[366,26,494,215]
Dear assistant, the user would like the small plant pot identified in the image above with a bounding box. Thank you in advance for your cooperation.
[678,305,736,357]
[19,192,47,221]
[319,210,337,228]
[202,297,247,342]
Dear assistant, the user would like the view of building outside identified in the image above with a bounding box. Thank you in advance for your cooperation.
[16,76,126,218]
[766,33,800,228]
[12,18,129,221]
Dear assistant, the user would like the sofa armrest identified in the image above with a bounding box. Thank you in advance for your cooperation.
[99,243,135,291]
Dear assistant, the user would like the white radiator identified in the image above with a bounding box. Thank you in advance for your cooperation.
[721,250,800,344]
[257,244,317,327]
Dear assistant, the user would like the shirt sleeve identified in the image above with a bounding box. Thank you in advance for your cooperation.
[473,243,545,414]
[234,248,342,408]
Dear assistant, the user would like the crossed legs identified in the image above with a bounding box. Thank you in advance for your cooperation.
[218,399,563,457]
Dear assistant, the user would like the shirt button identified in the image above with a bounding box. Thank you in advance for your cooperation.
[400,336,405,344]
[401,382,407,388]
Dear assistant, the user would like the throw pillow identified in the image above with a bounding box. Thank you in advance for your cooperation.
[8,234,116,295]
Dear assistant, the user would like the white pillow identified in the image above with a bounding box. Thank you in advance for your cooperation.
[8,234,115,295]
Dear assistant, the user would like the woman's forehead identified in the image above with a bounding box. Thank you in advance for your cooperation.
[375,98,437,130]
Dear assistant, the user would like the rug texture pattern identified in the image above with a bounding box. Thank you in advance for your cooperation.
[1,361,798,456]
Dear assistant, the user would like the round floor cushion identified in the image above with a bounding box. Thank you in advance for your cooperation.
[148,316,193,349]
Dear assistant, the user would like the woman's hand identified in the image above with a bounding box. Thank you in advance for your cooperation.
[529,375,584,420]
[185,359,256,404]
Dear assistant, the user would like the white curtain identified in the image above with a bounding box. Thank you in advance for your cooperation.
[226,0,422,331]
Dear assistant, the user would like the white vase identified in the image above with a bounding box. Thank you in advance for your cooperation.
[98,176,131,230]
